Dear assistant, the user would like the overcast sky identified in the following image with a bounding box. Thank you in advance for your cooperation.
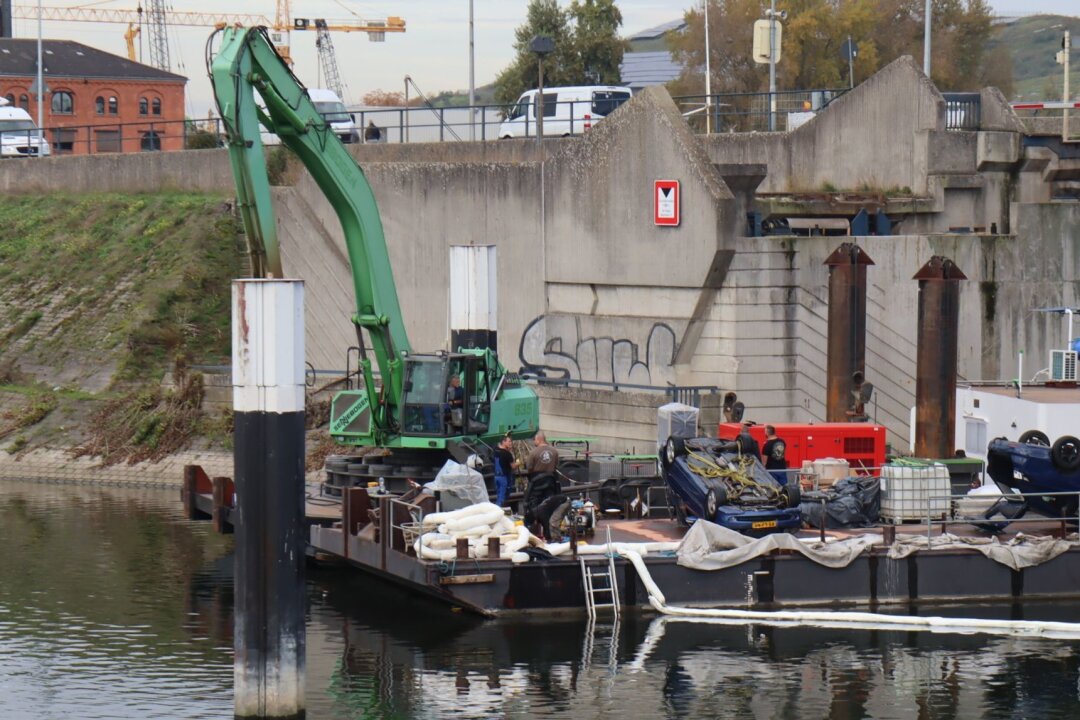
[9,0,1080,118]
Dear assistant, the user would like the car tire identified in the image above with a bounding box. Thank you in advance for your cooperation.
[785,482,802,508]
[705,487,725,521]
[1051,435,1080,472]
[1019,429,1051,447]
[661,436,687,471]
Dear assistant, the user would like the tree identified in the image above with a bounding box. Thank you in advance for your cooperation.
[494,0,628,106]
[666,0,999,99]
[362,90,407,106]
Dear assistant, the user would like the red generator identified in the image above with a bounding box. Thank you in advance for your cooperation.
[717,422,887,476]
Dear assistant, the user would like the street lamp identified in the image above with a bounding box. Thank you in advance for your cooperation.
[468,0,475,141]
[764,2,786,132]
[529,34,554,146]
[704,0,711,134]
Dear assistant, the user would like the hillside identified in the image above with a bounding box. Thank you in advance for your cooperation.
[0,192,241,390]
[988,14,1080,100]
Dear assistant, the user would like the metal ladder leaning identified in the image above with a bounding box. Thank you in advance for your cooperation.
[580,525,620,620]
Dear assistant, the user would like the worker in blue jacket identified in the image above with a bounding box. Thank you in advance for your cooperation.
[492,434,518,508]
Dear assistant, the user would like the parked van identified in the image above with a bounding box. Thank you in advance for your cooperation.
[0,97,50,158]
[308,88,360,144]
[498,85,632,138]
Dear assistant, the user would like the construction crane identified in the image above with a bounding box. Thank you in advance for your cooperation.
[314,20,346,101]
[124,22,139,62]
[13,4,405,69]
[143,0,170,71]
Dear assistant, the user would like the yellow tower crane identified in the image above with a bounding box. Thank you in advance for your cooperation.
[12,3,405,67]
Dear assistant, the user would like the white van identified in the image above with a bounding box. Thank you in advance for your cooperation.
[308,88,360,144]
[498,85,632,138]
[0,97,50,158]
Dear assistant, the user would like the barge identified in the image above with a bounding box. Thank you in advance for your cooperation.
[182,464,1080,618]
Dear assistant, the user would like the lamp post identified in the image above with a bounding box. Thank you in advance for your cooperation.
[36,0,43,157]
[468,0,475,141]
[529,35,554,147]
[923,0,932,77]
[704,0,711,134]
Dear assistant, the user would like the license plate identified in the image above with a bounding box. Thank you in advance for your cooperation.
[751,520,778,529]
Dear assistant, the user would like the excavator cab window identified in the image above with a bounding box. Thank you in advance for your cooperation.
[401,358,445,436]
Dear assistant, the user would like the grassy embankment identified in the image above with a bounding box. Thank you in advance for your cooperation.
[0,192,242,462]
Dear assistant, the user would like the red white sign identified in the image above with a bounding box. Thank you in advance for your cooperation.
[654,180,680,226]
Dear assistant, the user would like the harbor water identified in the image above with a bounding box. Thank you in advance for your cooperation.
[2,479,1079,719]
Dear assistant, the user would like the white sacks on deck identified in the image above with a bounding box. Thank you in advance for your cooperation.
[416,502,537,562]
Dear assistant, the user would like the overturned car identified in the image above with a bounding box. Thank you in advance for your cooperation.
[660,436,802,535]
[986,433,1080,521]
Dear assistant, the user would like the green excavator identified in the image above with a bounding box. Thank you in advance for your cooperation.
[209,26,539,493]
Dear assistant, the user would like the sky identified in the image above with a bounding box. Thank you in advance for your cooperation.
[9,0,1080,118]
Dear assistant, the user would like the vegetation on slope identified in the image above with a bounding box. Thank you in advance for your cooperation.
[0,192,242,388]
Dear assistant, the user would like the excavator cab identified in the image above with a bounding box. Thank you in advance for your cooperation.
[400,353,490,438]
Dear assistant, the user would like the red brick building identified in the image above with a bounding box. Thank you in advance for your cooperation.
[0,38,186,155]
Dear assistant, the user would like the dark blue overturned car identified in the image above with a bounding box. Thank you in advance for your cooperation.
[660,436,802,535]
[986,433,1080,521]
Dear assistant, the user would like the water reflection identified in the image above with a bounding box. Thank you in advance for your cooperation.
[2,480,1079,720]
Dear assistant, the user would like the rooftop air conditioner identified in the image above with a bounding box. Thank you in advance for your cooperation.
[1050,349,1078,381]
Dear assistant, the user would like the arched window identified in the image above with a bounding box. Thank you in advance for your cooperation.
[3,93,13,106]
[51,90,74,114]
[95,96,105,115]
[108,96,118,115]
[138,97,148,115]
[19,94,29,111]
[151,98,161,116]
[140,131,161,152]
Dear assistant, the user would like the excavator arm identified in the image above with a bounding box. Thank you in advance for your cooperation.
[210,26,409,440]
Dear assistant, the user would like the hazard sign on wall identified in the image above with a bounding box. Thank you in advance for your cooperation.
[654,180,680,226]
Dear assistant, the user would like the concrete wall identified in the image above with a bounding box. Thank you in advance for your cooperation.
[0,147,234,194]
[705,56,943,195]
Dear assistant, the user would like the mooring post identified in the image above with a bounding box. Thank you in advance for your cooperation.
[824,243,874,422]
[913,257,966,459]
[232,279,306,719]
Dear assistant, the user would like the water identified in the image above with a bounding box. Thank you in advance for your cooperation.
[2,479,1080,720]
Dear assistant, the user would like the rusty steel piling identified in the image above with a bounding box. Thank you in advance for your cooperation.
[825,243,874,422]
[913,256,966,459]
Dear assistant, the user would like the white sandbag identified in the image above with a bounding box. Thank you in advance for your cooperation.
[511,552,531,564]
[444,507,505,533]
[422,501,503,528]
[461,523,495,538]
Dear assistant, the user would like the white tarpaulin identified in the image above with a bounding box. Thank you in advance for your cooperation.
[886,532,1078,571]
[423,460,489,507]
[677,521,881,571]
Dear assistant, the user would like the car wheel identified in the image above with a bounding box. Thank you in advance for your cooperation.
[785,482,802,508]
[661,436,687,471]
[705,487,723,520]
[1018,429,1051,447]
[1051,435,1080,472]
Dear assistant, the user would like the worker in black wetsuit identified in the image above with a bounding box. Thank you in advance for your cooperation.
[736,420,761,462]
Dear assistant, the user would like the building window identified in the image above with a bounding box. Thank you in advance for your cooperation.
[139,97,148,115]
[140,131,161,152]
[108,96,118,115]
[3,93,13,106]
[95,96,105,115]
[52,128,76,154]
[151,98,161,116]
[95,129,120,153]
[51,90,74,115]
[19,94,29,111]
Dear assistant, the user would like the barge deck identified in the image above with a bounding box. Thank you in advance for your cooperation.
[181,465,1080,617]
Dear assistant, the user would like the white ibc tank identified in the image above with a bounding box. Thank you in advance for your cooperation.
[880,462,951,522]
[657,402,699,452]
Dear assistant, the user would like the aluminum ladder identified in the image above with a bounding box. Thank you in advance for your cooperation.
[580,526,620,620]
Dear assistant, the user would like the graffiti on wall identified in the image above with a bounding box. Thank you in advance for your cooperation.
[518,315,677,386]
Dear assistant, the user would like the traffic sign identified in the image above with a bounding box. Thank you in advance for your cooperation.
[654,180,680,227]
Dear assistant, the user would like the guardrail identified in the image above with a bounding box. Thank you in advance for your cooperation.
[925,489,1080,541]
[524,373,718,408]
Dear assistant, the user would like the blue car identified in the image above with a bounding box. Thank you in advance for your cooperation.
[986,434,1080,520]
[660,436,802,535]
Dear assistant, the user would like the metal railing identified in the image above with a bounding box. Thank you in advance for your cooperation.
[2,117,222,157]
[523,373,718,408]
[942,92,981,131]
[924,489,1080,542]
[673,88,848,134]
[389,496,425,555]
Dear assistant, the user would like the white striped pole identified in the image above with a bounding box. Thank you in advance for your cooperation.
[232,279,306,719]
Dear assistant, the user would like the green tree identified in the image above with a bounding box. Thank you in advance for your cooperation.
[493,0,627,106]
[666,0,998,97]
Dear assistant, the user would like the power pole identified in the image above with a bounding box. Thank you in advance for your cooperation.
[769,0,776,131]
[468,0,475,141]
